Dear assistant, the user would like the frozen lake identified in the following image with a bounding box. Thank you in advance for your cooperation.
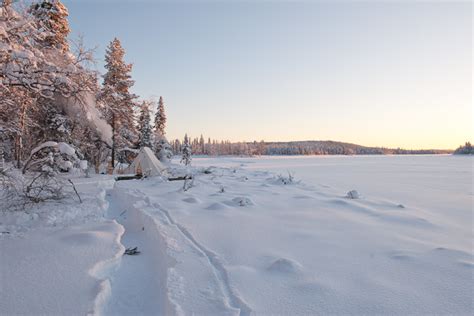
[194,154,473,248]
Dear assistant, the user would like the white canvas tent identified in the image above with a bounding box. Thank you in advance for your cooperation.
[126,147,166,177]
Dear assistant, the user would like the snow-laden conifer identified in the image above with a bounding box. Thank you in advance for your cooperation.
[138,101,153,149]
[180,134,192,166]
[99,38,138,166]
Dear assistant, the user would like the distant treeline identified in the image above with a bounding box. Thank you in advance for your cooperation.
[170,137,452,156]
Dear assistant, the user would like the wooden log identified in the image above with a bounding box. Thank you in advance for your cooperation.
[115,175,142,181]
[168,175,193,181]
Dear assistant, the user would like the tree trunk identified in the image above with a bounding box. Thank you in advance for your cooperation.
[15,135,22,169]
[15,100,28,169]
[111,112,115,168]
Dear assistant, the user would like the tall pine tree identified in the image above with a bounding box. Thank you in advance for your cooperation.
[137,101,152,148]
[152,96,172,162]
[100,38,138,166]
[154,96,166,136]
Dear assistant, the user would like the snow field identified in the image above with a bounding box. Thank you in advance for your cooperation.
[1,155,472,315]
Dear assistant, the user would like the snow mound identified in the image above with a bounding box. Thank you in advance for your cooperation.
[293,194,313,199]
[229,197,254,207]
[458,260,474,268]
[206,202,229,211]
[182,197,199,204]
[267,258,303,274]
[389,250,418,261]
[346,190,360,199]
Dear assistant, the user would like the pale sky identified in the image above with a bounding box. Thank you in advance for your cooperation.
[65,0,472,149]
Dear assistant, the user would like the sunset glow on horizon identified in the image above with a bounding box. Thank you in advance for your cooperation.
[66,0,472,149]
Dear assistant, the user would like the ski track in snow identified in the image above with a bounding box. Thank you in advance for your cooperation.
[151,200,252,316]
[100,189,175,316]
[101,183,251,316]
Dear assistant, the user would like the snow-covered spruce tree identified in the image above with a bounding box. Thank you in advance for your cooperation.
[180,134,192,166]
[152,96,172,162]
[154,96,166,136]
[99,38,138,167]
[29,0,70,52]
[1,0,98,168]
[137,101,152,148]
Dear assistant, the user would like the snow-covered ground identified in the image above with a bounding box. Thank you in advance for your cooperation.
[0,176,124,315]
[1,155,472,315]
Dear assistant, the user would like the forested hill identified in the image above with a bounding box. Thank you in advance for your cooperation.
[261,140,452,155]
